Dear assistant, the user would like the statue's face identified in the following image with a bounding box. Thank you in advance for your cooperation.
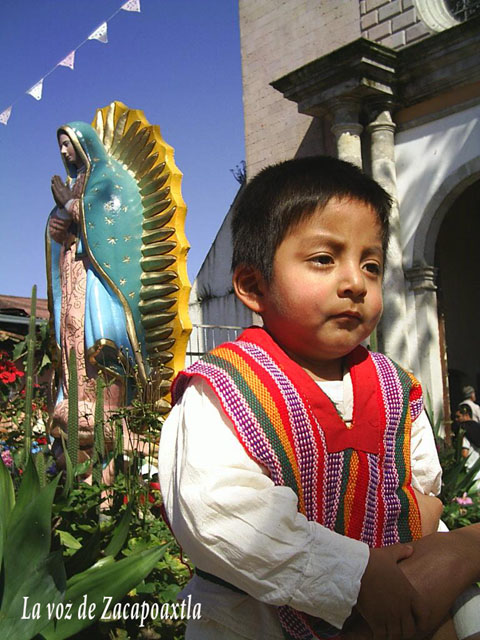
[58,133,79,166]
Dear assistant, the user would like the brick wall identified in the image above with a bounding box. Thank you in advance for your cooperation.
[239,0,438,179]
[239,0,362,178]
[360,0,431,48]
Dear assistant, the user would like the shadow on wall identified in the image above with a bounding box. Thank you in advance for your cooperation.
[435,178,480,413]
[294,117,333,160]
[187,186,255,361]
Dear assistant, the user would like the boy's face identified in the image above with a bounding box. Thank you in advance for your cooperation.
[258,197,384,380]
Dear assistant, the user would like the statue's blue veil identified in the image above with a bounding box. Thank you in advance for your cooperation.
[46,121,148,391]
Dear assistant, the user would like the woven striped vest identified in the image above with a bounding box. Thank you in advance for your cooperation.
[172,327,423,640]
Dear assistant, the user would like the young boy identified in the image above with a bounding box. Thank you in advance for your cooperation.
[159,156,480,640]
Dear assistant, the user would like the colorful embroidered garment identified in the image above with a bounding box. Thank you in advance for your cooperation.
[172,327,423,639]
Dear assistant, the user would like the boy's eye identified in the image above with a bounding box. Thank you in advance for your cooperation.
[364,262,382,275]
[310,255,333,265]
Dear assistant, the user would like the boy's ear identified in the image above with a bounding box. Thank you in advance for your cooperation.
[232,265,267,314]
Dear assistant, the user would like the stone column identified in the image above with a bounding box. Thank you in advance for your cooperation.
[404,264,450,435]
[367,108,409,366]
[329,98,363,168]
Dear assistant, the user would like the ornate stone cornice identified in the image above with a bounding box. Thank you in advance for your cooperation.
[270,39,397,118]
[270,16,480,118]
[398,15,480,106]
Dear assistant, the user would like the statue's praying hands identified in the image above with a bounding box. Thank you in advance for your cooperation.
[51,174,72,208]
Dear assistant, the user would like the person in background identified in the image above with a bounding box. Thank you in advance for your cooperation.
[455,404,480,485]
[459,386,480,423]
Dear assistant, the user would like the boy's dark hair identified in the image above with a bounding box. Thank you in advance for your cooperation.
[231,155,392,282]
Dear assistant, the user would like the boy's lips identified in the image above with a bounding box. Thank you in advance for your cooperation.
[331,310,362,320]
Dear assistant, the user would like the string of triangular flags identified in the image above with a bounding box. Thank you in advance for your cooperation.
[0,0,140,126]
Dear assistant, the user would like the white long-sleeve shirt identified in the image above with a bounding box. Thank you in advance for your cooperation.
[159,376,442,639]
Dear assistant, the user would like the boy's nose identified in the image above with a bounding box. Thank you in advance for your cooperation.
[338,267,367,299]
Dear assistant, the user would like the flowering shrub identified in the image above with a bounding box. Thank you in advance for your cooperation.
[0,350,24,405]
[20,385,48,412]
[0,350,24,385]
[0,290,190,639]
[0,445,13,468]
[455,492,474,506]
[443,492,480,529]
[0,329,189,639]
[433,425,480,529]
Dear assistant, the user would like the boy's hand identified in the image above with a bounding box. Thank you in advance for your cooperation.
[357,544,429,640]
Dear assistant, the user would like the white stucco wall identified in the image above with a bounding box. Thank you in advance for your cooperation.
[239,0,362,178]
[394,103,480,417]
[188,191,255,335]
[396,104,480,268]
[192,208,235,300]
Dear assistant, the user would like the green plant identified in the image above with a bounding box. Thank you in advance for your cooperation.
[442,491,480,530]
[0,290,193,639]
[425,392,480,529]
[66,349,79,471]
[22,285,37,463]
[0,457,65,639]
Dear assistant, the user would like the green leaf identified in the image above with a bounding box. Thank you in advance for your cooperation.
[0,457,15,564]
[40,353,52,369]
[135,581,156,594]
[0,551,66,639]
[104,504,132,558]
[73,460,93,476]
[67,349,78,470]
[57,530,82,551]
[40,544,169,640]
[61,436,73,497]
[159,582,181,602]
[23,285,37,462]
[64,528,102,577]
[12,340,26,363]
[1,473,60,612]
[92,375,105,486]
[14,456,41,512]
[0,458,15,521]
[66,556,115,590]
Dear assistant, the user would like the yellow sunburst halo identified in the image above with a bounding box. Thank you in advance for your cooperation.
[93,101,191,411]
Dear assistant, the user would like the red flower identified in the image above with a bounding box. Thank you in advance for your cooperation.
[0,371,16,384]
[124,482,161,508]
[0,351,24,385]
[145,481,161,505]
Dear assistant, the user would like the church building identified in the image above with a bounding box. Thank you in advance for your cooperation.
[190,0,480,424]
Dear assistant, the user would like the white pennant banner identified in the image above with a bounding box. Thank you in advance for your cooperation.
[58,51,75,70]
[2,5,142,130]
[0,106,12,125]
[88,22,108,43]
[26,79,44,101]
[122,0,141,11]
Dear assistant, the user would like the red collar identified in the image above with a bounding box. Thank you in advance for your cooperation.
[238,327,382,453]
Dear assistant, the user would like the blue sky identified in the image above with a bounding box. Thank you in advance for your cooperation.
[0,0,244,299]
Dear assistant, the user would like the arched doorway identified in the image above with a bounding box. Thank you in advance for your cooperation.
[435,178,480,413]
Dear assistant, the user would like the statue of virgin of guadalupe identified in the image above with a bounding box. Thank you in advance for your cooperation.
[46,103,191,470]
